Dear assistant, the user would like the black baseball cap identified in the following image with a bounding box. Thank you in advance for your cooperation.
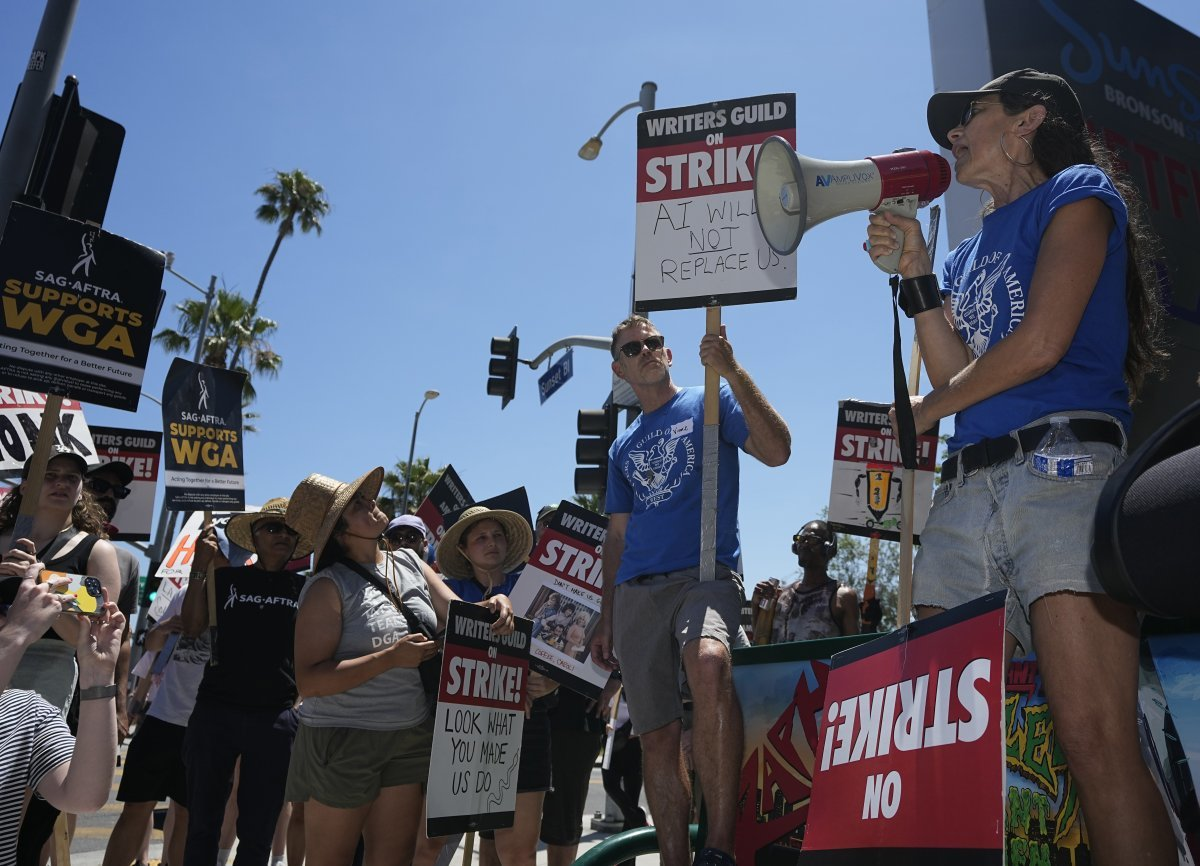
[21,446,89,479]
[87,459,134,487]
[926,68,1085,149]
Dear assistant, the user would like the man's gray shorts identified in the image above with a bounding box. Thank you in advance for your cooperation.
[612,565,743,736]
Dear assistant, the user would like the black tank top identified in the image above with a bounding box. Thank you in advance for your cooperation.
[37,531,102,642]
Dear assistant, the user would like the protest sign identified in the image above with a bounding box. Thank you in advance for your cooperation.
[507,500,608,699]
[0,202,164,410]
[827,399,939,542]
[150,508,249,619]
[0,389,96,473]
[415,464,473,544]
[1145,633,1200,859]
[427,601,532,837]
[633,93,795,312]
[87,425,161,541]
[161,358,246,511]
[800,591,1006,864]
[732,634,878,865]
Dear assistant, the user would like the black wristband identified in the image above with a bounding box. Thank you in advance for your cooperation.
[80,683,117,701]
[896,274,943,318]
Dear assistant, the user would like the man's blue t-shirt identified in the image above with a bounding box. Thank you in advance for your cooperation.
[604,384,749,584]
[941,164,1131,452]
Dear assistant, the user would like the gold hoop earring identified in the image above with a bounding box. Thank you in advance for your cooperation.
[1000,131,1035,167]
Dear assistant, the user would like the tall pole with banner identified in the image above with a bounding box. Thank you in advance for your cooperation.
[633,93,796,579]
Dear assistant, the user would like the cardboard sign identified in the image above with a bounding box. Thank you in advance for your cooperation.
[161,358,246,511]
[634,93,796,312]
[731,635,879,865]
[426,601,531,837]
[87,425,161,541]
[415,464,474,544]
[827,399,939,542]
[444,487,532,538]
[507,500,609,699]
[0,389,96,473]
[800,592,1006,864]
[0,203,164,410]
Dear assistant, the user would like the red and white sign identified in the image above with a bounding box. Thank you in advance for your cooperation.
[801,592,1005,864]
[88,426,161,542]
[827,399,939,543]
[0,388,97,473]
[634,94,796,312]
[426,602,531,838]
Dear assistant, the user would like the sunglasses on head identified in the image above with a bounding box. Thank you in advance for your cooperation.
[618,335,665,358]
[254,521,298,537]
[86,477,131,499]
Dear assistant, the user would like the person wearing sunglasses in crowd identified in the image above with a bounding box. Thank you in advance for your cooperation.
[85,459,141,745]
[180,499,308,866]
[865,69,1173,864]
[753,520,859,643]
[382,514,432,563]
[590,315,790,866]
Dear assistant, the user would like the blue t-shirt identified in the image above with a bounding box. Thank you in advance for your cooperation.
[442,570,521,602]
[941,164,1131,452]
[605,384,749,584]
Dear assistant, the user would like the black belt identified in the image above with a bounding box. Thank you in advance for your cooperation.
[941,418,1123,483]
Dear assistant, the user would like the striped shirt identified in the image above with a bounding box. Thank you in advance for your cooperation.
[0,689,74,866]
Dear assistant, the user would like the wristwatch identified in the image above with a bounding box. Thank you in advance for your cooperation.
[79,683,117,701]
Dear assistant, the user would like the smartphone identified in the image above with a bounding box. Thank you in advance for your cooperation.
[38,571,104,616]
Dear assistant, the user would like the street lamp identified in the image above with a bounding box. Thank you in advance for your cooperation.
[401,390,440,514]
[577,81,657,160]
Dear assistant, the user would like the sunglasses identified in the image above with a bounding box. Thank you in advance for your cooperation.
[254,521,298,537]
[387,529,425,544]
[618,335,665,358]
[793,532,827,545]
[958,99,999,129]
[86,477,131,499]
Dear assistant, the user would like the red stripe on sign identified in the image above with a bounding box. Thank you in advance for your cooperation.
[528,529,603,592]
[832,426,938,472]
[637,129,796,203]
[439,643,527,711]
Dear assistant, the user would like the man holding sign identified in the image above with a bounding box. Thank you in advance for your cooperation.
[590,314,789,866]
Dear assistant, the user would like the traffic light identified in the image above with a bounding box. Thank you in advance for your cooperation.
[487,326,519,409]
[575,404,618,496]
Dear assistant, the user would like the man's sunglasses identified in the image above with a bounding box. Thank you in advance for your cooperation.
[618,335,665,358]
[87,477,131,499]
[387,529,425,544]
[254,521,298,537]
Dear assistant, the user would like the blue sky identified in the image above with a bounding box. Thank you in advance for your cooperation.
[3,1,1197,587]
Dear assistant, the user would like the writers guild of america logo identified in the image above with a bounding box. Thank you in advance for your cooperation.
[72,230,98,278]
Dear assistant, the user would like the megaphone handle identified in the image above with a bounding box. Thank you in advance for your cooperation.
[872,195,920,274]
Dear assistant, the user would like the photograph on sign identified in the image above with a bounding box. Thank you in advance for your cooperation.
[0,389,96,473]
[161,358,246,511]
[426,601,532,837]
[634,93,796,312]
[827,399,939,543]
[506,499,608,698]
[87,425,161,541]
[0,202,165,410]
[800,592,1006,864]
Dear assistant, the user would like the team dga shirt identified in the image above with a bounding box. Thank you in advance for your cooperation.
[194,565,305,709]
[605,385,749,584]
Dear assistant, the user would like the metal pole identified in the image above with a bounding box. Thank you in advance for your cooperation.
[0,0,80,233]
[401,397,428,514]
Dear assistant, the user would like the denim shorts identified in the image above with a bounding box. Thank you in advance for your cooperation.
[612,564,743,736]
[914,411,1126,654]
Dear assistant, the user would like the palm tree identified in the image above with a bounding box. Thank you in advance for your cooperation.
[153,288,282,404]
[571,493,604,514]
[250,169,330,313]
[384,457,446,514]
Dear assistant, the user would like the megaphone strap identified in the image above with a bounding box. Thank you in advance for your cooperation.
[890,276,920,472]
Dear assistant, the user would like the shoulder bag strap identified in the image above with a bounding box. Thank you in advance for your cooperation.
[337,557,433,639]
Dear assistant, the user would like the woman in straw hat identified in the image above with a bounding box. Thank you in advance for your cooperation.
[180,497,308,866]
[284,469,514,866]
[416,505,555,866]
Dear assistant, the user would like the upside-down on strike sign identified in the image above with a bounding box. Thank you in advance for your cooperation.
[800,592,1006,865]
[161,358,246,511]
[0,389,96,473]
[0,203,164,410]
[634,93,796,312]
[426,602,532,837]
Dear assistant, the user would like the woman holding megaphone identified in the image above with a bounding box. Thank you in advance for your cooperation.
[865,68,1171,864]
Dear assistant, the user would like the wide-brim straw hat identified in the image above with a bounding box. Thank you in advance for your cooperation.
[286,467,384,566]
[436,505,533,580]
[225,497,312,559]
